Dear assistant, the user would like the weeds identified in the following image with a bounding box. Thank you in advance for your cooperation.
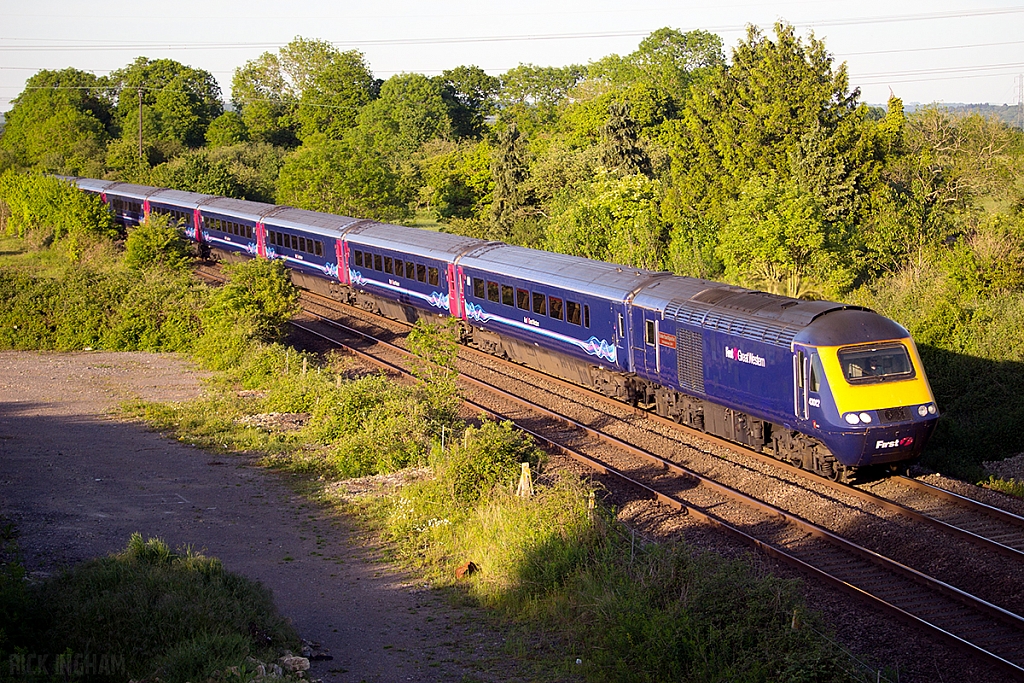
[982,476,1024,500]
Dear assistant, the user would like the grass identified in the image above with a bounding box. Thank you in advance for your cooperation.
[982,476,1024,500]
[0,532,300,683]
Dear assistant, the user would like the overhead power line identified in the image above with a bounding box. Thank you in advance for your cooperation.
[1,6,1023,52]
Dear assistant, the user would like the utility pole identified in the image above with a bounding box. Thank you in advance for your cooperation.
[1017,74,1023,131]
[137,87,143,159]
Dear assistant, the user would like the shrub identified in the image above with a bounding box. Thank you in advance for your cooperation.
[124,212,192,271]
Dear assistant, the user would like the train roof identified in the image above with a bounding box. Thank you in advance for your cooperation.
[346,222,489,263]
[70,178,118,194]
[635,278,876,348]
[457,243,665,301]
[795,309,910,347]
[201,196,278,221]
[148,188,216,209]
[261,207,366,237]
[99,182,164,200]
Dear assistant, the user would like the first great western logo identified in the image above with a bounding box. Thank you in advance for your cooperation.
[724,346,766,368]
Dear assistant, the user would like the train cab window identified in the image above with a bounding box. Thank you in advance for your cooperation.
[566,301,581,326]
[315,241,323,257]
[584,305,591,328]
[353,250,363,267]
[473,278,486,299]
[374,254,383,271]
[645,320,656,346]
[838,344,914,384]
[516,288,529,310]
[428,267,439,286]
[549,296,563,321]
[617,313,625,337]
[532,292,546,316]
[810,353,823,392]
[406,261,416,279]
[501,285,514,307]
[416,264,426,282]
[384,257,394,274]
[487,282,500,303]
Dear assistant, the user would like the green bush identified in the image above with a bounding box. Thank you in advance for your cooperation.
[124,212,193,271]
[2,534,298,683]
[0,171,117,254]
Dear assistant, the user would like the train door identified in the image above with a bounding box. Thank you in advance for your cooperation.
[793,345,813,420]
[630,307,659,377]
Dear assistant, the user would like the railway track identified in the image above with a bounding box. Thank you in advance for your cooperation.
[195,264,1024,679]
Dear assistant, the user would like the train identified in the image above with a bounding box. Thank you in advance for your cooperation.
[68,176,940,481]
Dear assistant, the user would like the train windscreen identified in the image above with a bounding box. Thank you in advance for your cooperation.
[837,343,915,384]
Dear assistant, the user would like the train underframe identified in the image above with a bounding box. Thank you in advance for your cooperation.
[208,250,853,482]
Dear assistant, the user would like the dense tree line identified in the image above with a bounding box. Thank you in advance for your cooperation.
[3,25,1024,473]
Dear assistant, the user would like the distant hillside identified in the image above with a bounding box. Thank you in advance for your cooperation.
[900,102,1024,128]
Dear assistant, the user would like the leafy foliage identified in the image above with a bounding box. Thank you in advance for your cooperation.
[202,258,299,344]
[124,212,192,271]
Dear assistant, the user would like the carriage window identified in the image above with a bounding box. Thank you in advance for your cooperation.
[315,241,323,257]
[584,305,590,328]
[372,254,382,271]
[516,288,529,310]
[549,296,563,321]
[618,314,625,337]
[566,301,581,326]
[487,282,500,303]
[406,261,415,279]
[428,267,439,286]
[384,257,393,274]
[416,264,426,282]
[532,292,546,316]
[246,224,253,239]
[473,278,486,299]
[645,320,656,346]
[300,237,308,253]
[500,285,513,306]
[394,260,404,278]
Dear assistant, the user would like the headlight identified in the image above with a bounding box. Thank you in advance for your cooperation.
[928,404,937,415]
[918,405,929,417]
[859,412,872,424]
[844,413,861,425]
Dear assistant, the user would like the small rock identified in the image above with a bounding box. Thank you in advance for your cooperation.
[455,561,478,579]
[279,655,310,672]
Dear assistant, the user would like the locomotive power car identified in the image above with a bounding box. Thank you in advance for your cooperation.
[70,177,940,481]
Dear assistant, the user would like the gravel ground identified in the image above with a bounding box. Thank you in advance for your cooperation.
[0,351,533,683]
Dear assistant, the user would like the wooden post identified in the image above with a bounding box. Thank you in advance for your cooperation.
[516,462,533,497]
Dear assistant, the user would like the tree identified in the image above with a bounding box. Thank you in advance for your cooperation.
[231,51,297,146]
[489,123,532,241]
[354,73,452,162]
[436,66,500,139]
[149,150,244,198]
[205,111,249,147]
[0,68,112,174]
[716,174,854,297]
[545,172,667,270]
[231,38,378,144]
[418,140,492,221]
[276,135,411,222]
[590,28,724,108]
[108,57,223,148]
[600,101,652,177]
[498,64,585,134]
[668,23,862,228]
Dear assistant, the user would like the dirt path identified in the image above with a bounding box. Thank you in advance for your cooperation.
[0,351,524,683]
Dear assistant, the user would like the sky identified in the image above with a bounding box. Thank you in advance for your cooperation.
[2,0,1023,113]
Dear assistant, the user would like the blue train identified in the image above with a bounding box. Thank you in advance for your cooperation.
[71,177,939,480]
